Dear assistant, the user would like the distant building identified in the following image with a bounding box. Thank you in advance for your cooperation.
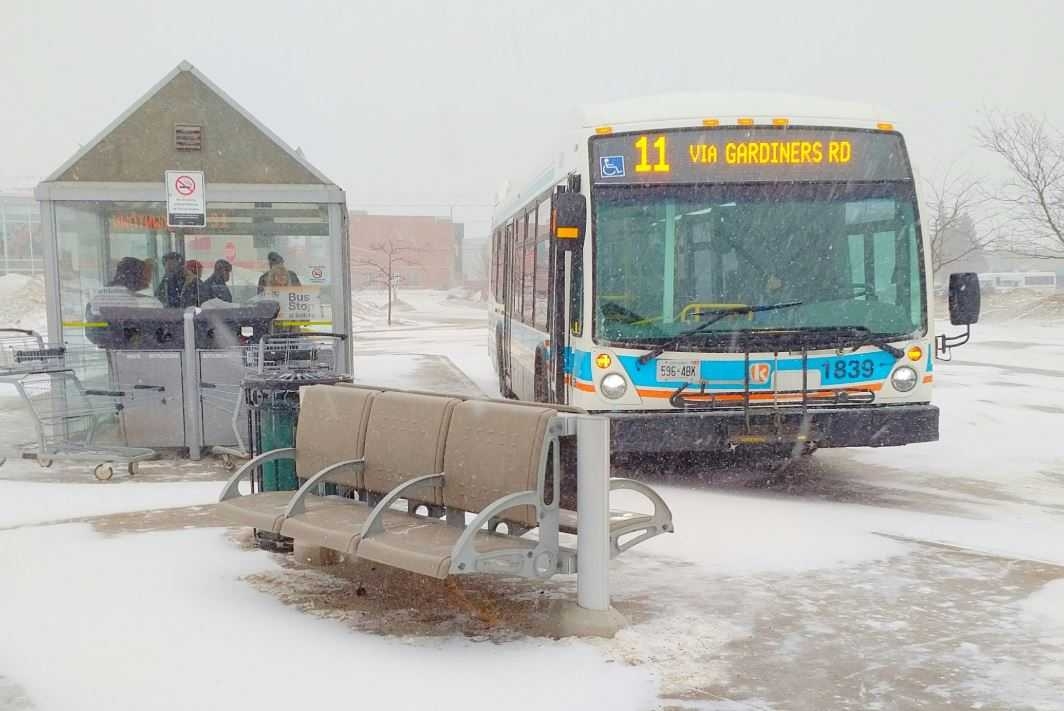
[348,213,462,290]
[0,192,42,276]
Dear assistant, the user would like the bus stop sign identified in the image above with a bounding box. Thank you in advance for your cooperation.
[165,170,206,228]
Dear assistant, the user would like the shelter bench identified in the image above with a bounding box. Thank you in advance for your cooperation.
[218,384,673,581]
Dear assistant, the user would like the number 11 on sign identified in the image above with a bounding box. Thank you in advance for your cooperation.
[635,135,671,173]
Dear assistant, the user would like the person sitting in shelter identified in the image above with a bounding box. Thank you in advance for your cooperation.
[155,252,186,307]
[256,252,300,294]
[88,257,163,314]
[202,259,233,302]
[180,259,207,307]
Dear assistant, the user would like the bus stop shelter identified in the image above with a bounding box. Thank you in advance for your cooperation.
[32,61,351,456]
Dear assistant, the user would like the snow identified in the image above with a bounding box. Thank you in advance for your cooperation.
[3,287,1064,709]
[0,524,658,711]
[1020,578,1064,634]
[0,479,222,528]
[616,485,910,575]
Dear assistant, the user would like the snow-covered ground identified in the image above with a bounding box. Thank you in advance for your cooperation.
[3,288,1064,710]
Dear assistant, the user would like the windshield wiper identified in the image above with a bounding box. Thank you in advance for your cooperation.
[636,301,803,365]
[840,330,904,359]
[788,326,904,359]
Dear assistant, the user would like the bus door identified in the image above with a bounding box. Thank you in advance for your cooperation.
[500,221,514,394]
[550,239,571,404]
[547,188,582,405]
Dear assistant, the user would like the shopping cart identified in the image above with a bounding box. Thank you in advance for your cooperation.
[204,333,349,471]
[0,328,157,480]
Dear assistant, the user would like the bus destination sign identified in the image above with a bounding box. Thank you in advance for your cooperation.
[591,127,910,185]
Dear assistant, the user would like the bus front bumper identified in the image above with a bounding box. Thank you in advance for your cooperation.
[600,404,939,453]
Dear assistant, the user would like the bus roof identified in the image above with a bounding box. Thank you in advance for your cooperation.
[580,92,895,131]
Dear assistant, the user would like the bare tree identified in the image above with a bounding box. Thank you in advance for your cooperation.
[977,112,1064,259]
[923,170,997,278]
[352,240,422,325]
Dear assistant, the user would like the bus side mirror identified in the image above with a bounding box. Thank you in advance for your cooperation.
[937,272,980,359]
[948,272,981,325]
[553,192,586,250]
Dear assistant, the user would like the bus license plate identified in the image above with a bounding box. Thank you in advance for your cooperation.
[657,359,699,382]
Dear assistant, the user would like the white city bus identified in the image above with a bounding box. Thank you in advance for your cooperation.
[488,94,979,454]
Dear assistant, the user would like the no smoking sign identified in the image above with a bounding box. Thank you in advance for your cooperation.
[175,174,196,196]
[165,169,206,228]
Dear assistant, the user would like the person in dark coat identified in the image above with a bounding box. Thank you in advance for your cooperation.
[202,259,233,302]
[154,252,186,307]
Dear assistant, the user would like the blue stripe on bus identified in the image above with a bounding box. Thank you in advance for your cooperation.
[570,349,897,390]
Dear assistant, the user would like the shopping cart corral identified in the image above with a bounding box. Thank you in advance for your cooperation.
[0,328,157,480]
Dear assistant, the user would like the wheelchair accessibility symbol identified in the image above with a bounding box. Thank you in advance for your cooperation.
[600,155,626,178]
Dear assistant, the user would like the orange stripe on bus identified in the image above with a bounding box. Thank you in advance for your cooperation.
[568,377,885,399]
[923,375,933,384]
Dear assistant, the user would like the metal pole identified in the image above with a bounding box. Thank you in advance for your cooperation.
[37,200,63,347]
[27,206,35,275]
[183,308,203,460]
[576,415,611,611]
[1,202,8,274]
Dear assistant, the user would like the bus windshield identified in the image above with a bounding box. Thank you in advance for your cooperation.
[593,182,925,348]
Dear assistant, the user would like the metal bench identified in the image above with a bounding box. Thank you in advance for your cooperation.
[216,383,675,633]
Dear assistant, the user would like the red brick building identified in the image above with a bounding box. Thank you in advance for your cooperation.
[348,213,462,290]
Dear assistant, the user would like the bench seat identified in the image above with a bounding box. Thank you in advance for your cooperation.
[279,498,417,555]
[217,386,377,533]
[357,518,540,579]
[557,478,674,556]
[218,491,351,533]
[557,508,654,536]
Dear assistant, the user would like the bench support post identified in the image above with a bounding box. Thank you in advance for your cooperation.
[576,415,610,611]
[547,414,626,637]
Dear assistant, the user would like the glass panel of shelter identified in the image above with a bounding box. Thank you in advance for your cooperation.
[54,200,335,346]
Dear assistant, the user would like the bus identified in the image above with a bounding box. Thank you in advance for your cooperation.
[488,94,978,455]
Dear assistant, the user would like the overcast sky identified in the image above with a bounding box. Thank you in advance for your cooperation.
[4,0,1061,237]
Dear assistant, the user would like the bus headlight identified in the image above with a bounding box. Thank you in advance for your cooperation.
[600,373,628,400]
[891,366,918,392]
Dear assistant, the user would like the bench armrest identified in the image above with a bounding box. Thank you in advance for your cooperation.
[360,473,444,539]
[218,448,296,502]
[449,490,562,578]
[283,458,365,517]
[450,490,537,570]
[607,478,675,556]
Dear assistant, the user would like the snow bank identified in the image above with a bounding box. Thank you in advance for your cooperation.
[0,524,659,711]
[0,273,47,332]
[0,480,222,528]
